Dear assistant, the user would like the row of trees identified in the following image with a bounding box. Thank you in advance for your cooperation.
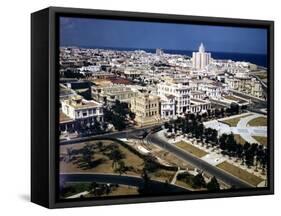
[191,103,243,123]
[165,112,268,171]
[165,113,217,142]
[74,120,108,137]
[219,134,267,169]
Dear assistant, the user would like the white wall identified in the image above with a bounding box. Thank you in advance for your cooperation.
[0,0,279,214]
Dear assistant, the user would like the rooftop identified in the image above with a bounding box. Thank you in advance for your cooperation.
[60,111,74,123]
[63,96,101,109]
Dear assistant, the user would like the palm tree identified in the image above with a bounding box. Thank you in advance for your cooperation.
[81,144,95,167]
[109,148,124,169]
[114,160,127,175]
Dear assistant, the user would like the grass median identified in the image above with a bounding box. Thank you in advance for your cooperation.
[248,117,267,127]
[253,136,267,146]
[216,161,263,186]
[175,141,208,158]
[221,114,252,127]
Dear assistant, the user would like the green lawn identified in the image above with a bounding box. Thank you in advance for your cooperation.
[234,134,247,145]
[217,161,263,186]
[248,117,267,127]
[175,141,208,158]
[253,136,267,146]
[221,114,252,127]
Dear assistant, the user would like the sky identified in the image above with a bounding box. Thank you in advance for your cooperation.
[60,17,267,54]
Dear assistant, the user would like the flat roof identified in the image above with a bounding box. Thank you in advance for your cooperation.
[60,112,74,123]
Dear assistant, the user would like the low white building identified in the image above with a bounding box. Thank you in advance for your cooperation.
[190,98,212,113]
[225,73,263,98]
[60,95,104,132]
[92,84,138,105]
[157,80,191,115]
[157,79,212,116]
[160,94,176,119]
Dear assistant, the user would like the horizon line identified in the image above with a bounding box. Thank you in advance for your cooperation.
[60,45,267,55]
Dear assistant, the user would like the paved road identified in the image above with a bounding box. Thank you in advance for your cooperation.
[145,132,253,189]
[235,114,267,143]
[60,125,253,188]
[60,125,160,145]
[204,114,267,144]
[60,173,188,193]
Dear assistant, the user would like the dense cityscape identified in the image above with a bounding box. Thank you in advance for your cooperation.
[59,43,268,199]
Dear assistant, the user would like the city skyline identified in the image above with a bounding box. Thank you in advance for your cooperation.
[60,17,267,54]
[58,17,269,199]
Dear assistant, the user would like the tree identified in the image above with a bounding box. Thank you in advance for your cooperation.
[108,148,124,168]
[97,141,103,151]
[138,168,152,194]
[207,176,220,191]
[226,133,237,154]
[81,143,95,167]
[90,120,102,134]
[112,114,126,131]
[129,111,136,120]
[114,160,127,175]
[219,134,228,150]
[229,102,239,115]
[143,156,158,172]
[195,123,204,139]
[192,173,206,188]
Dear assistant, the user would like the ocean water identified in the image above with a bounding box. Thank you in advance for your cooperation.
[81,46,267,68]
[165,50,267,68]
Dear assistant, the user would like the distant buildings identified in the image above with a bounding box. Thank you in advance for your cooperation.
[130,93,161,126]
[59,46,267,133]
[156,48,164,56]
[192,43,211,70]
[225,72,264,98]
[92,84,138,105]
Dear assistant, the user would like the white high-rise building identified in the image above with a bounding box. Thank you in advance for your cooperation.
[192,43,211,70]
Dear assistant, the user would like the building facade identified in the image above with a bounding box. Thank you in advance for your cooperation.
[130,93,161,126]
[157,80,191,115]
[92,84,138,105]
[192,43,211,70]
[160,94,176,119]
[225,73,264,98]
[60,95,104,132]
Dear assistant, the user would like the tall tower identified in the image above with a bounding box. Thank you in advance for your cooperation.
[192,43,211,70]
[199,42,205,53]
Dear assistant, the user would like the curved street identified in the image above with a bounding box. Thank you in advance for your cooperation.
[60,126,254,188]
[145,131,253,188]
[60,172,189,193]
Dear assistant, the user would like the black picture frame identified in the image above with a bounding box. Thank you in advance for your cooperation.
[31,6,274,209]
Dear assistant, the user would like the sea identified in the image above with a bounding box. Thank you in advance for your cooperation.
[81,46,267,68]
